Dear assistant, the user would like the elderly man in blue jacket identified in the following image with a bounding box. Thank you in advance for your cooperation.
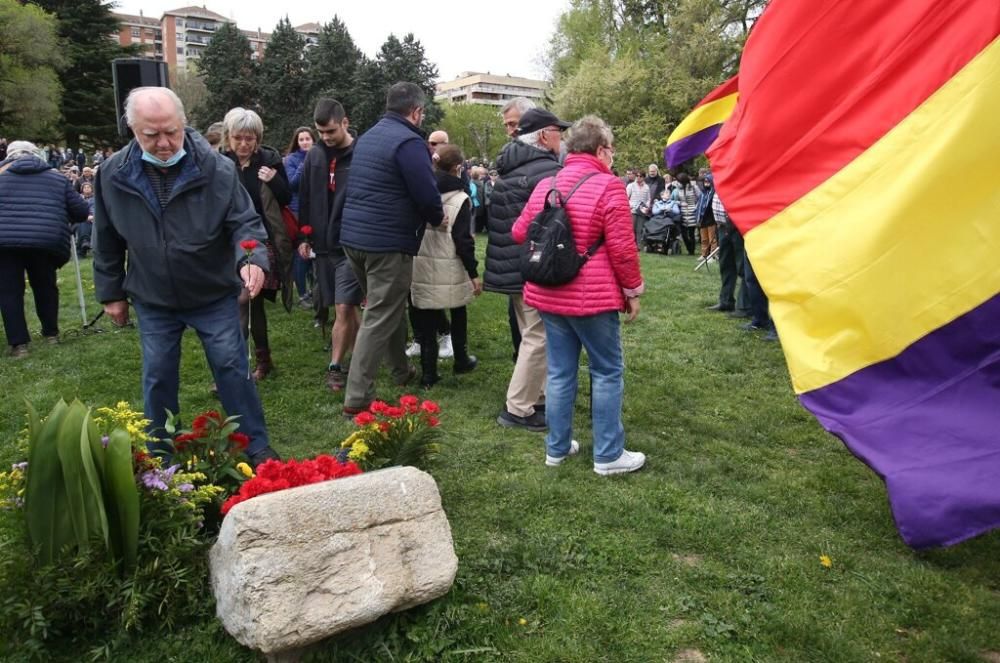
[93,86,279,466]
[339,82,443,415]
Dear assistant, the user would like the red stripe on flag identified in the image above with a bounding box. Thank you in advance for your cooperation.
[693,75,739,109]
[708,0,1000,233]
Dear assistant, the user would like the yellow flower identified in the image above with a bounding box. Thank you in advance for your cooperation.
[236,462,254,478]
[347,441,371,462]
[819,555,833,568]
[518,618,528,626]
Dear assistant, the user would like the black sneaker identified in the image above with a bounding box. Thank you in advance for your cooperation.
[497,407,547,432]
[247,446,282,469]
[453,355,478,374]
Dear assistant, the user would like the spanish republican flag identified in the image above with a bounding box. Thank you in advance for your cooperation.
[664,75,738,168]
[709,0,1000,548]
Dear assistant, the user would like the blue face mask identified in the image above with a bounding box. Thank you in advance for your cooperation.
[141,148,186,168]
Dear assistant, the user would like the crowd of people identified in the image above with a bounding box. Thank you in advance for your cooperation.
[0,82,776,474]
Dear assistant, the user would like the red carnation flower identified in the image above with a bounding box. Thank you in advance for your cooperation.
[399,394,418,407]
[369,400,389,414]
[420,400,441,414]
[300,225,313,236]
[379,422,390,433]
[228,432,250,449]
[239,239,259,251]
[353,411,376,426]
[175,432,201,443]
[427,415,440,427]
[384,406,405,419]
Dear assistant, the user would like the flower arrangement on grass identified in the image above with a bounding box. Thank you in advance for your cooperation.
[339,395,442,471]
[162,408,252,496]
[221,455,362,515]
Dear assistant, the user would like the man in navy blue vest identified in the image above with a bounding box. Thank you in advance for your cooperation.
[339,82,443,415]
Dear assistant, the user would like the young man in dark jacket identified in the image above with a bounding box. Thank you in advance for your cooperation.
[93,87,279,465]
[339,82,443,415]
[298,98,362,392]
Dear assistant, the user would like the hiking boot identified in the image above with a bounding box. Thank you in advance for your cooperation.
[9,344,29,358]
[545,439,580,466]
[497,407,547,432]
[594,449,646,476]
[252,348,274,381]
[44,335,60,345]
[326,365,347,392]
[453,354,478,374]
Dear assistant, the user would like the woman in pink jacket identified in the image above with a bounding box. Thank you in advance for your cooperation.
[512,115,646,475]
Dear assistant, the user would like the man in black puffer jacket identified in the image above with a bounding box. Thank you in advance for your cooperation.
[0,141,89,357]
[484,108,569,432]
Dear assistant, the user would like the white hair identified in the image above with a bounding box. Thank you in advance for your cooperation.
[223,107,264,142]
[4,141,42,160]
[518,129,542,148]
[124,87,187,127]
[500,97,536,117]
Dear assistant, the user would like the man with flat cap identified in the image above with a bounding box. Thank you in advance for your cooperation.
[484,108,571,432]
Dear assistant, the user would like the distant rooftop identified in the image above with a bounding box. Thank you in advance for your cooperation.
[163,5,230,22]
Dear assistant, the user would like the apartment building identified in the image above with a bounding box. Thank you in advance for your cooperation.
[435,72,549,107]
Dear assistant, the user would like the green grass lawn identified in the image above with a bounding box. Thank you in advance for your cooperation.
[1,244,998,662]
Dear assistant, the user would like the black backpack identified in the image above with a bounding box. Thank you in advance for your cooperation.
[520,173,602,286]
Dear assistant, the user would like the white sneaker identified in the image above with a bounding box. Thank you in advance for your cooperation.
[545,439,579,466]
[438,333,454,359]
[594,449,646,475]
[405,341,421,358]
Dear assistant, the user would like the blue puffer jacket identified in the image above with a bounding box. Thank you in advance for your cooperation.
[0,156,89,265]
[340,113,442,255]
[284,148,308,215]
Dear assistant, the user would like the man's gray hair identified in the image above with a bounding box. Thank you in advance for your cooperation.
[124,87,187,127]
[4,141,43,160]
[501,97,536,117]
[223,107,265,142]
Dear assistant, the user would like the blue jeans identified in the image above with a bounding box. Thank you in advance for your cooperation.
[540,311,626,464]
[133,295,270,455]
[743,255,773,330]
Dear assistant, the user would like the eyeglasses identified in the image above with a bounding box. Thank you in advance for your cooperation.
[428,141,440,147]
[230,135,257,145]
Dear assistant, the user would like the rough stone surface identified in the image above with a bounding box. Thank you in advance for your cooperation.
[209,466,458,655]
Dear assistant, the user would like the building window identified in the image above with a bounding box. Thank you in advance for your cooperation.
[177,33,184,42]
[131,28,140,37]
[177,47,183,54]
[176,19,184,27]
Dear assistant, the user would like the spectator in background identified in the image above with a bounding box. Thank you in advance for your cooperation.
[204,122,225,151]
[0,141,89,357]
[675,172,700,255]
[222,107,294,382]
[512,115,646,475]
[76,181,96,257]
[339,82,443,416]
[645,164,666,205]
[0,137,7,162]
[694,173,719,264]
[284,125,317,307]
[625,173,650,245]
[708,188,748,314]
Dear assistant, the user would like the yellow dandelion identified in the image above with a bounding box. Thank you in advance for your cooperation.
[236,462,254,478]
[518,618,528,626]
[819,555,833,568]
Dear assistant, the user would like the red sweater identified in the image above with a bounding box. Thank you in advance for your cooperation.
[512,153,644,316]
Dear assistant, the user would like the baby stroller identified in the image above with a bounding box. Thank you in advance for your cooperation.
[642,212,681,255]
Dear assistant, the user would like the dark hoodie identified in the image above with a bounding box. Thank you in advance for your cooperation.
[436,171,478,278]
[483,140,561,294]
[0,155,89,265]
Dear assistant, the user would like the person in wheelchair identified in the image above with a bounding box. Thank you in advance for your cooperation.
[643,188,682,254]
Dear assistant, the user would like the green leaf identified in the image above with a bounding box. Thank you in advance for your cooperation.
[56,400,93,553]
[105,429,140,571]
[24,399,72,565]
[79,411,110,551]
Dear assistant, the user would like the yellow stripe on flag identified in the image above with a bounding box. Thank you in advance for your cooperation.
[667,93,739,145]
[746,36,1000,394]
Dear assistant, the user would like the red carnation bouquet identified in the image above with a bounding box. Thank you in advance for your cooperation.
[164,408,251,496]
[221,455,362,515]
[339,395,442,471]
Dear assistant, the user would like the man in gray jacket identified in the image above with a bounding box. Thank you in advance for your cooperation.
[93,87,279,466]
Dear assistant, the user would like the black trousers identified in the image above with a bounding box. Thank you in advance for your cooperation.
[680,225,697,255]
[717,223,745,310]
[412,305,469,367]
[0,249,61,347]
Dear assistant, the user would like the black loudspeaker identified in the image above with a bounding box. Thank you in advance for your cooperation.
[112,58,170,138]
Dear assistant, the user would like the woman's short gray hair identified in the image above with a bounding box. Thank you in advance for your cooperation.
[223,107,264,142]
[4,141,43,160]
[565,115,614,155]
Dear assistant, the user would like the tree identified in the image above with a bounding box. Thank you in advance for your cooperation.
[172,68,208,123]
[351,34,441,134]
[547,0,767,171]
[305,16,363,115]
[0,0,63,140]
[27,0,139,149]
[438,103,507,163]
[257,17,309,149]
[194,23,258,130]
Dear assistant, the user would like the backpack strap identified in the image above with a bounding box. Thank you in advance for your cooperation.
[561,173,602,260]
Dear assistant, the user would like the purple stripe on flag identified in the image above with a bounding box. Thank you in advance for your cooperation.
[799,292,1000,548]
[665,125,723,169]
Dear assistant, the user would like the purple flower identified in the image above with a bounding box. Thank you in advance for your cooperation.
[140,470,168,491]
[177,483,194,493]
[163,464,181,481]
[101,435,110,448]
[12,462,27,472]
